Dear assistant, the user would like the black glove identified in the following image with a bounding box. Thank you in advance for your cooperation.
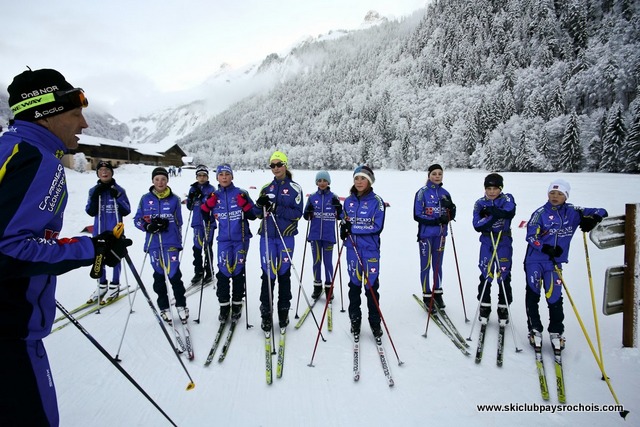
[256,194,275,212]
[440,196,454,210]
[304,205,314,220]
[109,185,121,198]
[187,188,202,209]
[479,207,490,218]
[541,244,563,258]
[339,221,352,240]
[332,197,343,217]
[92,231,133,267]
[146,217,169,233]
[580,215,602,232]
[438,213,450,225]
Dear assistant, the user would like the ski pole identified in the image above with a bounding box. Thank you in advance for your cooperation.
[55,300,179,426]
[583,231,605,371]
[308,238,346,366]
[294,221,310,318]
[490,232,521,353]
[347,232,404,365]
[269,213,326,341]
[263,207,276,351]
[241,212,253,329]
[179,209,192,263]
[122,251,196,390]
[553,264,628,418]
[467,231,502,340]
[114,236,154,362]
[335,220,345,312]
[91,193,104,314]
[194,220,212,324]
[448,219,469,322]
[158,234,183,350]
[423,231,445,337]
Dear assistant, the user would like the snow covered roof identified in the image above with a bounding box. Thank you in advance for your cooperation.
[78,134,181,157]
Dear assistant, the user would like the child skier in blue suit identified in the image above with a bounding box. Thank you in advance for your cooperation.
[303,170,342,300]
[472,173,515,324]
[524,179,607,350]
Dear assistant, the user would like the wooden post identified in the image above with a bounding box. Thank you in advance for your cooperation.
[622,203,638,347]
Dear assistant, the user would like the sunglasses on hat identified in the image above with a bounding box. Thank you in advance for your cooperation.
[269,162,285,169]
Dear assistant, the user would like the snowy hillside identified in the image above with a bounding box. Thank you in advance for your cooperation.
[48,166,639,426]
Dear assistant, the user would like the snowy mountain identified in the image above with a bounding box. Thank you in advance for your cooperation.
[49,166,639,426]
[121,10,392,146]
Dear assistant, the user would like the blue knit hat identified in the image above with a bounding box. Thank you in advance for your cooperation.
[216,163,233,177]
[315,170,331,184]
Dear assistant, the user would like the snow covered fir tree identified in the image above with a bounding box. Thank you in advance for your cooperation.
[171,0,640,173]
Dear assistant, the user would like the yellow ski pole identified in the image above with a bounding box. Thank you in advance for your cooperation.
[554,264,628,418]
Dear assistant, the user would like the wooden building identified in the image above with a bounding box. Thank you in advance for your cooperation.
[62,134,189,170]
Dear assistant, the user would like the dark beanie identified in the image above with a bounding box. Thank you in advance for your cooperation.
[152,167,169,179]
[8,68,86,121]
[484,173,504,189]
[96,160,114,176]
[428,164,443,174]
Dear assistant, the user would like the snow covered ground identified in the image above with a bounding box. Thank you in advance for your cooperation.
[48,165,639,426]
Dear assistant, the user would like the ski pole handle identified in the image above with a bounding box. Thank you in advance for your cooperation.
[113,222,124,238]
[90,223,125,279]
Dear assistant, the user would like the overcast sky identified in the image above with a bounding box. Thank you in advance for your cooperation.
[2,1,427,121]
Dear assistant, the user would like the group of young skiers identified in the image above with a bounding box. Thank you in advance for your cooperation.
[87,150,609,355]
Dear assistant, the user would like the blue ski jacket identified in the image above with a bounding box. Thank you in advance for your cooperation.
[472,192,516,235]
[413,180,455,239]
[0,121,95,340]
[304,188,339,243]
[210,183,256,242]
[133,187,183,251]
[343,187,385,252]
[525,201,607,264]
[186,181,216,229]
[252,177,303,238]
[85,179,131,235]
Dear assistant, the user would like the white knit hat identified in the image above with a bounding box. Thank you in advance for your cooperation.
[548,179,570,199]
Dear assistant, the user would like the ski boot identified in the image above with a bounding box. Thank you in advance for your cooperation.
[433,289,446,309]
[87,283,108,303]
[371,322,383,338]
[177,306,189,324]
[101,283,120,305]
[218,304,230,322]
[422,293,436,313]
[350,316,361,335]
[261,316,272,332]
[311,281,323,300]
[324,285,334,301]
[528,330,543,348]
[231,301,242,321]
[190,271,203,287]
[497,304,509,325]
[160,309,172,324]
[203,270,214,285]
[479,303,491,323]
[278,310,289,328]
[549,333,566,352]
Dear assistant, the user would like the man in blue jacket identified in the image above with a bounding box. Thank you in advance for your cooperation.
[0,68,130,427]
